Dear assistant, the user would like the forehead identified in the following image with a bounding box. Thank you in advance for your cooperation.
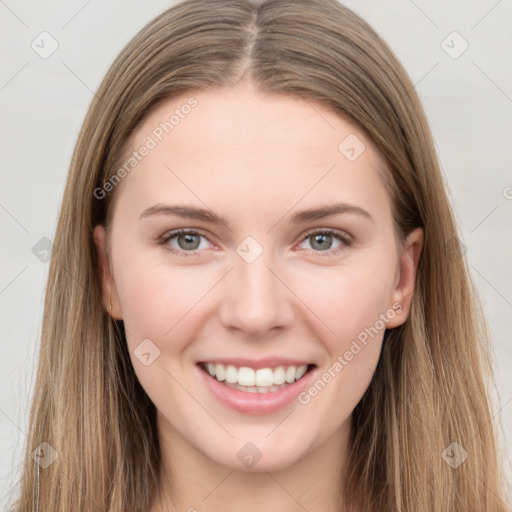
[132,85,370,161]
[113,85,391,226]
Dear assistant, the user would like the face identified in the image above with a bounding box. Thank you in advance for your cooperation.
[94,82,422,473]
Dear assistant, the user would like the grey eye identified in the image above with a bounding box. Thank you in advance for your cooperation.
[309,233,333,251]
[176,232,202,250]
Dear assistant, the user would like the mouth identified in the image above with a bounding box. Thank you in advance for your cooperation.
[197,361,317,394]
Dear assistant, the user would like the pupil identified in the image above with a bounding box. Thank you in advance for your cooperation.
[312,234,331,251]
[180,233,199,250]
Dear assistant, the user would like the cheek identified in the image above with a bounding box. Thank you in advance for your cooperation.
[113,251,211,348]
[298,257,396,350]
[294,264,395,427]
[112,255,210,401]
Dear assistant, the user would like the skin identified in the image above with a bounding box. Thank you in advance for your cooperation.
[94,81,422,512]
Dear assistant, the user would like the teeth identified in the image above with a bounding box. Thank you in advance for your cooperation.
[273,366,286,385]
[215,364,226,382]
[238,367,255,387]
[255,368,273,387]
[204,362,310,388]
[225,365,238,384]
[285,366,296,383]
[295,365,308,380]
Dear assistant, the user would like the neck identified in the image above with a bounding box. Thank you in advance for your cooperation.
[151,413,352,512]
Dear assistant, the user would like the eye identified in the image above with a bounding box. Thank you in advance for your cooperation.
[159,229,213,257]
[297,228,352,256]
[159,227,352,258]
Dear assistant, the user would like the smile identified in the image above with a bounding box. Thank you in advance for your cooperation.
[197,360,317,414]
[199,362,312,392]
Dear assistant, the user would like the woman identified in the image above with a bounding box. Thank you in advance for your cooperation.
[11,0,510,510]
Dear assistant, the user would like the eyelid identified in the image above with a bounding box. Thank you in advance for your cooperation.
[300,226,352,243]
[159,227,352,257]
[159,228,217,257]
[297,227,353,256]
[160,227,212,242]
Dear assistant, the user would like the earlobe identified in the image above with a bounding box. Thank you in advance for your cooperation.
[93,224,123,320]
[386,227,423,329]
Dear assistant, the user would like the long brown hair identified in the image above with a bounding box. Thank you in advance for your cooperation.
[11,0,510,510]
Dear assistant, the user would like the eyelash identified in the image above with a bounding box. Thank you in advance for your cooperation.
[159,228,352,258]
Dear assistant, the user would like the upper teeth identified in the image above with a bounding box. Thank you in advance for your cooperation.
[205,363,309,387]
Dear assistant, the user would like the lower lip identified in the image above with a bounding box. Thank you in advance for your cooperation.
[197,364,317,415]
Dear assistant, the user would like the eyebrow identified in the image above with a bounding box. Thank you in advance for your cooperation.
[139,202,373,225]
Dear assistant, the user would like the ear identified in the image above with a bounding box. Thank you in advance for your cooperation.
[93,224,123,320]
[386,227,423,329]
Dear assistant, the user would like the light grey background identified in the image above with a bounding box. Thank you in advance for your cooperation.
[1,0,511,507]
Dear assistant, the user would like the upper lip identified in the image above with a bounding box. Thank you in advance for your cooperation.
[198,357,315,370]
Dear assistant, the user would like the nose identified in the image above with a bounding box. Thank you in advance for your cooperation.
[217,249,295,337]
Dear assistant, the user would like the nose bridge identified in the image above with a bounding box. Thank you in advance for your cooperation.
[218,239,294,335]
